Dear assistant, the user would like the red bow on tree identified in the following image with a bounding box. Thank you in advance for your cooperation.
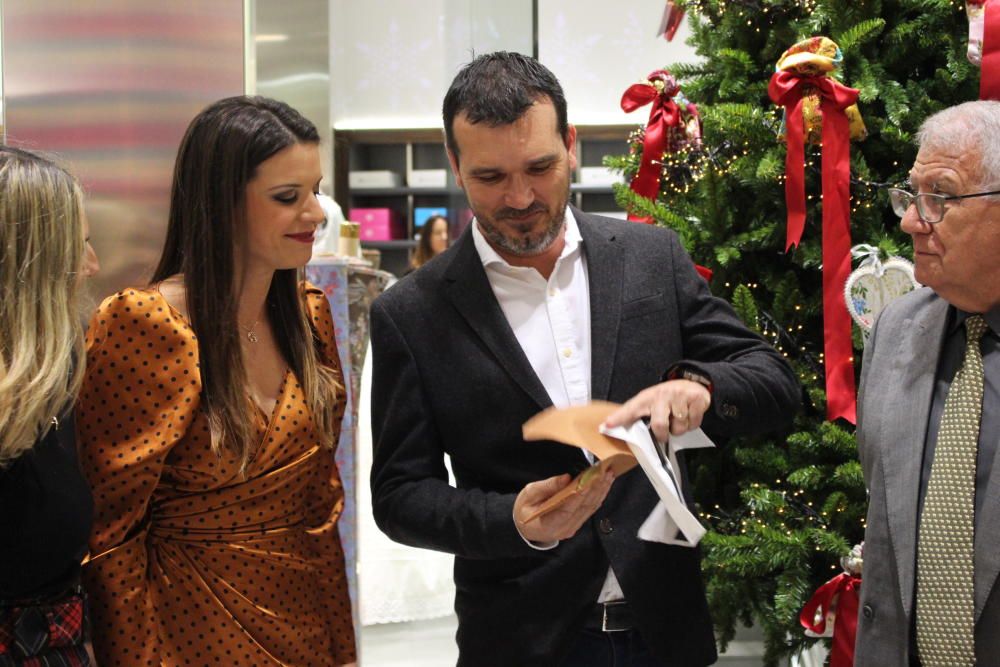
[621,71,711,282]
[800,572,861,667]
[621,70,687,210]
[769,70,859,424]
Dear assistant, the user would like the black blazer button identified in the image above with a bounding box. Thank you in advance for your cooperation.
[721,403,739,419]
[599,518,613,534]
[862,604,874,620]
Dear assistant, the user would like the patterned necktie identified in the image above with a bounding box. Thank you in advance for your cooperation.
[917,314,988,666]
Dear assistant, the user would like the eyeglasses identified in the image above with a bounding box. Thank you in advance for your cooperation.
[888,187,1000,224]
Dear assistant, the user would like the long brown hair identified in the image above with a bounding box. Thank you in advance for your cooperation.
[410,214,448,269]
[0,147,85,467]
[152,96,340,472]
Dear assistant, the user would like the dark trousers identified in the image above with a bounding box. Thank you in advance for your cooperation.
[559,628,665,667]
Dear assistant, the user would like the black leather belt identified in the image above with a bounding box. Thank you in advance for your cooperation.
[584,600,634,632]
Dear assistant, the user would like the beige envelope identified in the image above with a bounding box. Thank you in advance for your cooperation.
[520,401,639,522]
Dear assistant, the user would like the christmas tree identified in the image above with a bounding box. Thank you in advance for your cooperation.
[605,1,979,663]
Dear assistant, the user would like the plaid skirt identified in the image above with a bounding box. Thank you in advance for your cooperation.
[0,586,90,667]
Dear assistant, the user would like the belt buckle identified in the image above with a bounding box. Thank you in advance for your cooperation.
[601,601,628,633]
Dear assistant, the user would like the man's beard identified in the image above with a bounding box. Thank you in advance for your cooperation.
[475,192,569,257]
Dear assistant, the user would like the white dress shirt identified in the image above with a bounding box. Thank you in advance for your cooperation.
[472,209,624,603]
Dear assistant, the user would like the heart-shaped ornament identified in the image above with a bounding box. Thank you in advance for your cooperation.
[844,257,920,331]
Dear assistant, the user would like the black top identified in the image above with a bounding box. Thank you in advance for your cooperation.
[0,407,93,600]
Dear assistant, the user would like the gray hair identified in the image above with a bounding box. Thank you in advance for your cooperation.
[916,100,1000,193]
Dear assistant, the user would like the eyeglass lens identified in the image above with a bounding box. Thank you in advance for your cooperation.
[889,189,944,222]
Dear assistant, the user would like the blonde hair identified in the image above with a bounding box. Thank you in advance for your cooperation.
[0,147,85,467]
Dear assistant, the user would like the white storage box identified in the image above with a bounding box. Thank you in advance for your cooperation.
[408,169,448,188]
[577,166,619,186]
[349,170,403,189]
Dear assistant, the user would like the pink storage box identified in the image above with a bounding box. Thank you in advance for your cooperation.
[349,208,405,241]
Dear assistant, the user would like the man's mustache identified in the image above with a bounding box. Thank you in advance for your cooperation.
[495,204,547,220]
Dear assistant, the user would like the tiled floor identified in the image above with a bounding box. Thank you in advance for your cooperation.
[358,614,825,666]
[359,615,459,666]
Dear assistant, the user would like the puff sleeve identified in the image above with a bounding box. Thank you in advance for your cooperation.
[77,290,202,666]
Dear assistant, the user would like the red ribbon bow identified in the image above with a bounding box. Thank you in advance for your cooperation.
[800,573,861,667]
[620,72,714,283]
[768,70,858,424]
[621,72,685,208]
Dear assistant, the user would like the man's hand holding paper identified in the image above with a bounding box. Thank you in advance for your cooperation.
[513,470,615,543]
[604,378,712,441]
[521,399,716,547]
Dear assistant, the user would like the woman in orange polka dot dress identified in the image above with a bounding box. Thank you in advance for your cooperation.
[76,97,357,666]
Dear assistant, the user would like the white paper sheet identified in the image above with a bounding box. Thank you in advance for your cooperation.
[599,422,715,547]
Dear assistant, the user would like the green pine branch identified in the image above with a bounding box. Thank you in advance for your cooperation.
[603,2,975,658]
[834,18,888,53]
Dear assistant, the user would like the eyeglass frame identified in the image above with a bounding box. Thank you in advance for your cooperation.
[887,187,1000,224]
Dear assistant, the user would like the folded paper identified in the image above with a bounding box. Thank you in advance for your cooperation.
[601,421,715,546]
[522,402,716,547]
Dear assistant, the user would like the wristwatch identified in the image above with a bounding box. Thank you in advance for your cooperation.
[667,366,714,394]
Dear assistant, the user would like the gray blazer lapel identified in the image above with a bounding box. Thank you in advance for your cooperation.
[881,296,949,619]
[976,400,1000,621]
[576,210,623,402]
[443,229,552,410]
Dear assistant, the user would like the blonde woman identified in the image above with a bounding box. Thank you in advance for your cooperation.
[77,97,356,666]
[0,146,100,665]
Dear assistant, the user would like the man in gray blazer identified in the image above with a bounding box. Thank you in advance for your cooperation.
[855,100,1000,666]
[369,52,801,666]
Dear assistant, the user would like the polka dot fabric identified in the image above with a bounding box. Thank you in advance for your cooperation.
[77,284,356,666]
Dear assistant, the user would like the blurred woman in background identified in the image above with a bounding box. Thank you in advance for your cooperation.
[408,213,450,272]
[0,146,100,665]
[77,96,356,666]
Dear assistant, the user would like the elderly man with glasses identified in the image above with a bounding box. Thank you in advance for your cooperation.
[855,99,1000,667]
